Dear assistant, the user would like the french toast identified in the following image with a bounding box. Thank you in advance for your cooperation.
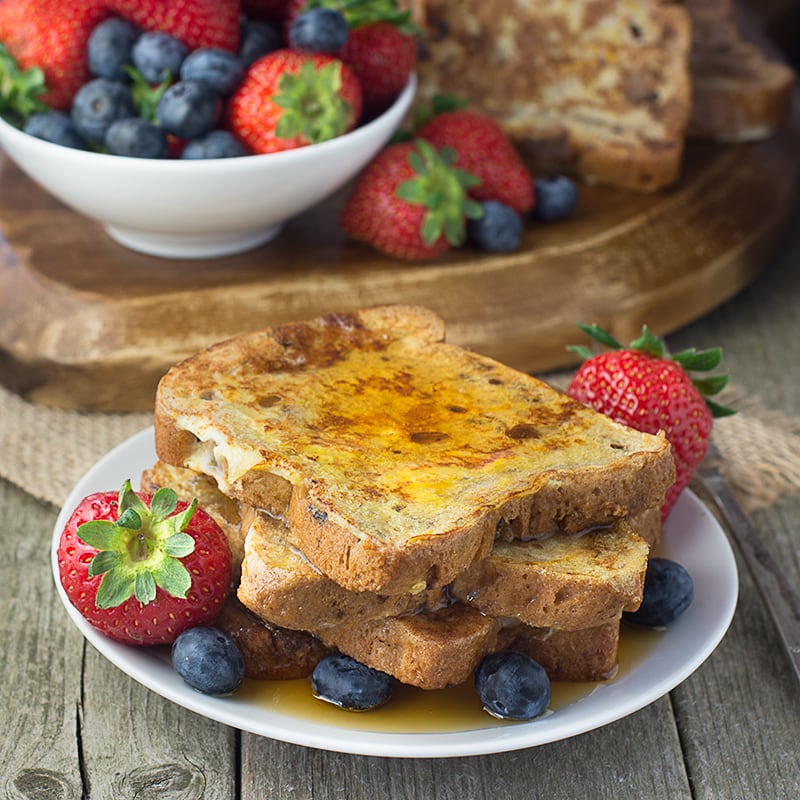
[155,305,674,596]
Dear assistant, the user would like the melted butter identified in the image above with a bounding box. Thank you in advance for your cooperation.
[234,623,663,734]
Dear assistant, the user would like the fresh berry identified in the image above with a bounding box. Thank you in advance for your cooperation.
[226,49,361,154]
[157,80,221,139]
[171,626,245,695]
[468,200,523,252]
[534,175,578,221]
[474,651,551,720]
[340,139,483,260]
[87,16,141,82]
[180,48,245,96]
[56,480,231,645]
[70,78,135,145]
[132,31,188,84]
[417,107,535,215]
[288,7,349,54]
[623,558,694,627]
[567,325,735,522]
[105,0,240,52]
[24,110,88,149]
[104,116,169,157]
[239,19,282,67]
[181,129,249,159]
[340,21,415,117]
[311,654,394,710]
[0,0,112,110]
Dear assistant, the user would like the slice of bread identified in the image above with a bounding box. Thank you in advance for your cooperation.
[414,0,692,192]
[155,305,674,595]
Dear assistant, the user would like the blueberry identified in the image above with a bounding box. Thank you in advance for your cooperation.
[468,200,523,252]
[132,31,187,84]
[181,48,245,95]
[474,651,551,720]
[104,117,169,158]
[624,557,694,628]
[534,175,578,221]
[87,16,141,81]
[181,130,249,159]
[311,654,394,710]
[239,19,281,67]
[288,8,349,54]
[156,80,221,140]
[24,111,89,150]
[172,626,245,695]
[71,78,135,145]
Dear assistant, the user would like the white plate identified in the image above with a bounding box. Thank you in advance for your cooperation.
[51,427,738,758]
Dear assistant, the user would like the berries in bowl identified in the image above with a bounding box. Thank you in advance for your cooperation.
[0,0,417,259]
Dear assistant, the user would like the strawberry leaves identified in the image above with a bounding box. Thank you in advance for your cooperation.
[76,479,198,608]
[569,323,735,418]
[0,44,47,123]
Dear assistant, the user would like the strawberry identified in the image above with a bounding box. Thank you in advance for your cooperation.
[566,324,735,522]
[226,49,361,154]
[105,0,240,52]
[340,138,483,260]
[57,480,231,646]
[341,21,416,117]
[416,105,535,215]
[0,0,111,110]
[283,0,415,116]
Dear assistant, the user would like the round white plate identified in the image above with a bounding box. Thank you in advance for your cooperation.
[51,427,738,758]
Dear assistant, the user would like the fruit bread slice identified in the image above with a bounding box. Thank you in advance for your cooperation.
[155,305,674,595]
[237,502,649,633]
[414,0,692,192]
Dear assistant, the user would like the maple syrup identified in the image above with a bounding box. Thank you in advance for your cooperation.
[235,623,663,734]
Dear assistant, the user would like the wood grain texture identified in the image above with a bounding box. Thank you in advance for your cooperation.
[0,120,797,411]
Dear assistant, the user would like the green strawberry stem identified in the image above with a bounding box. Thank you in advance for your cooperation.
[397,138,483,246]
[77,480,197,608]
[568,322,736,418]
[274,60,353,144]
[299,0,416,32]
[0,44,48,125]
[126,67,172,123]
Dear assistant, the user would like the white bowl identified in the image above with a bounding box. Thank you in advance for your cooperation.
[0,75,416,260]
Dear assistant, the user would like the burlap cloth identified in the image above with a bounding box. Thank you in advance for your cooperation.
[1,378,799,513]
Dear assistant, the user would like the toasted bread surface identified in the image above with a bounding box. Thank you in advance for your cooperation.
[155,305,674,594]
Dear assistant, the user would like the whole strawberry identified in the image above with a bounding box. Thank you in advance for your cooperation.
[227,49,361,154]
[57,480,231,646]
[0,0,111,110]
[567,324,734,522]
[416,105,535,215]
[105,0,240,52]
[341,138,483,260]
[341,21,415,117]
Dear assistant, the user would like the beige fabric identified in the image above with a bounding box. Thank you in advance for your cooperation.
[0,380,798,512]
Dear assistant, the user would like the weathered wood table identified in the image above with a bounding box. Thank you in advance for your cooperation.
[2,198,800,797]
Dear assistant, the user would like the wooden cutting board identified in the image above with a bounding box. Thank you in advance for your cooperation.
[0,121,797,412]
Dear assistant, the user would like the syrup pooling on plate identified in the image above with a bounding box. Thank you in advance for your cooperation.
[234,623,664,734]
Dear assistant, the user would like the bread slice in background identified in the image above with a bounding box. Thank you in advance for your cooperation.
[155,305,674,595]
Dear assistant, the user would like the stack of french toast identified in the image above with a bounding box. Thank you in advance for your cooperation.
[144,305,675,692]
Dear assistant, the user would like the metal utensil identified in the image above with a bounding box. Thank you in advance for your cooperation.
[692,443,800,685]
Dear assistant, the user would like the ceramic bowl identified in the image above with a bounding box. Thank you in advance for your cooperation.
[0,75,415,260]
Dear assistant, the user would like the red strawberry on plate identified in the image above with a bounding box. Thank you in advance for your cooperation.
[105,0,240,51]
[227,49,361,154]
[566,324,735,523]
[0,0,111,110]
[57,480,231,646]
[416,105,535,215]
[341,138,483,260]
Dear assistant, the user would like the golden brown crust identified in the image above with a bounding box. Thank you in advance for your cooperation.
[415,0,692,192]
[215,599,331,681]
[155,305,674,595]
[498,618,621,682]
